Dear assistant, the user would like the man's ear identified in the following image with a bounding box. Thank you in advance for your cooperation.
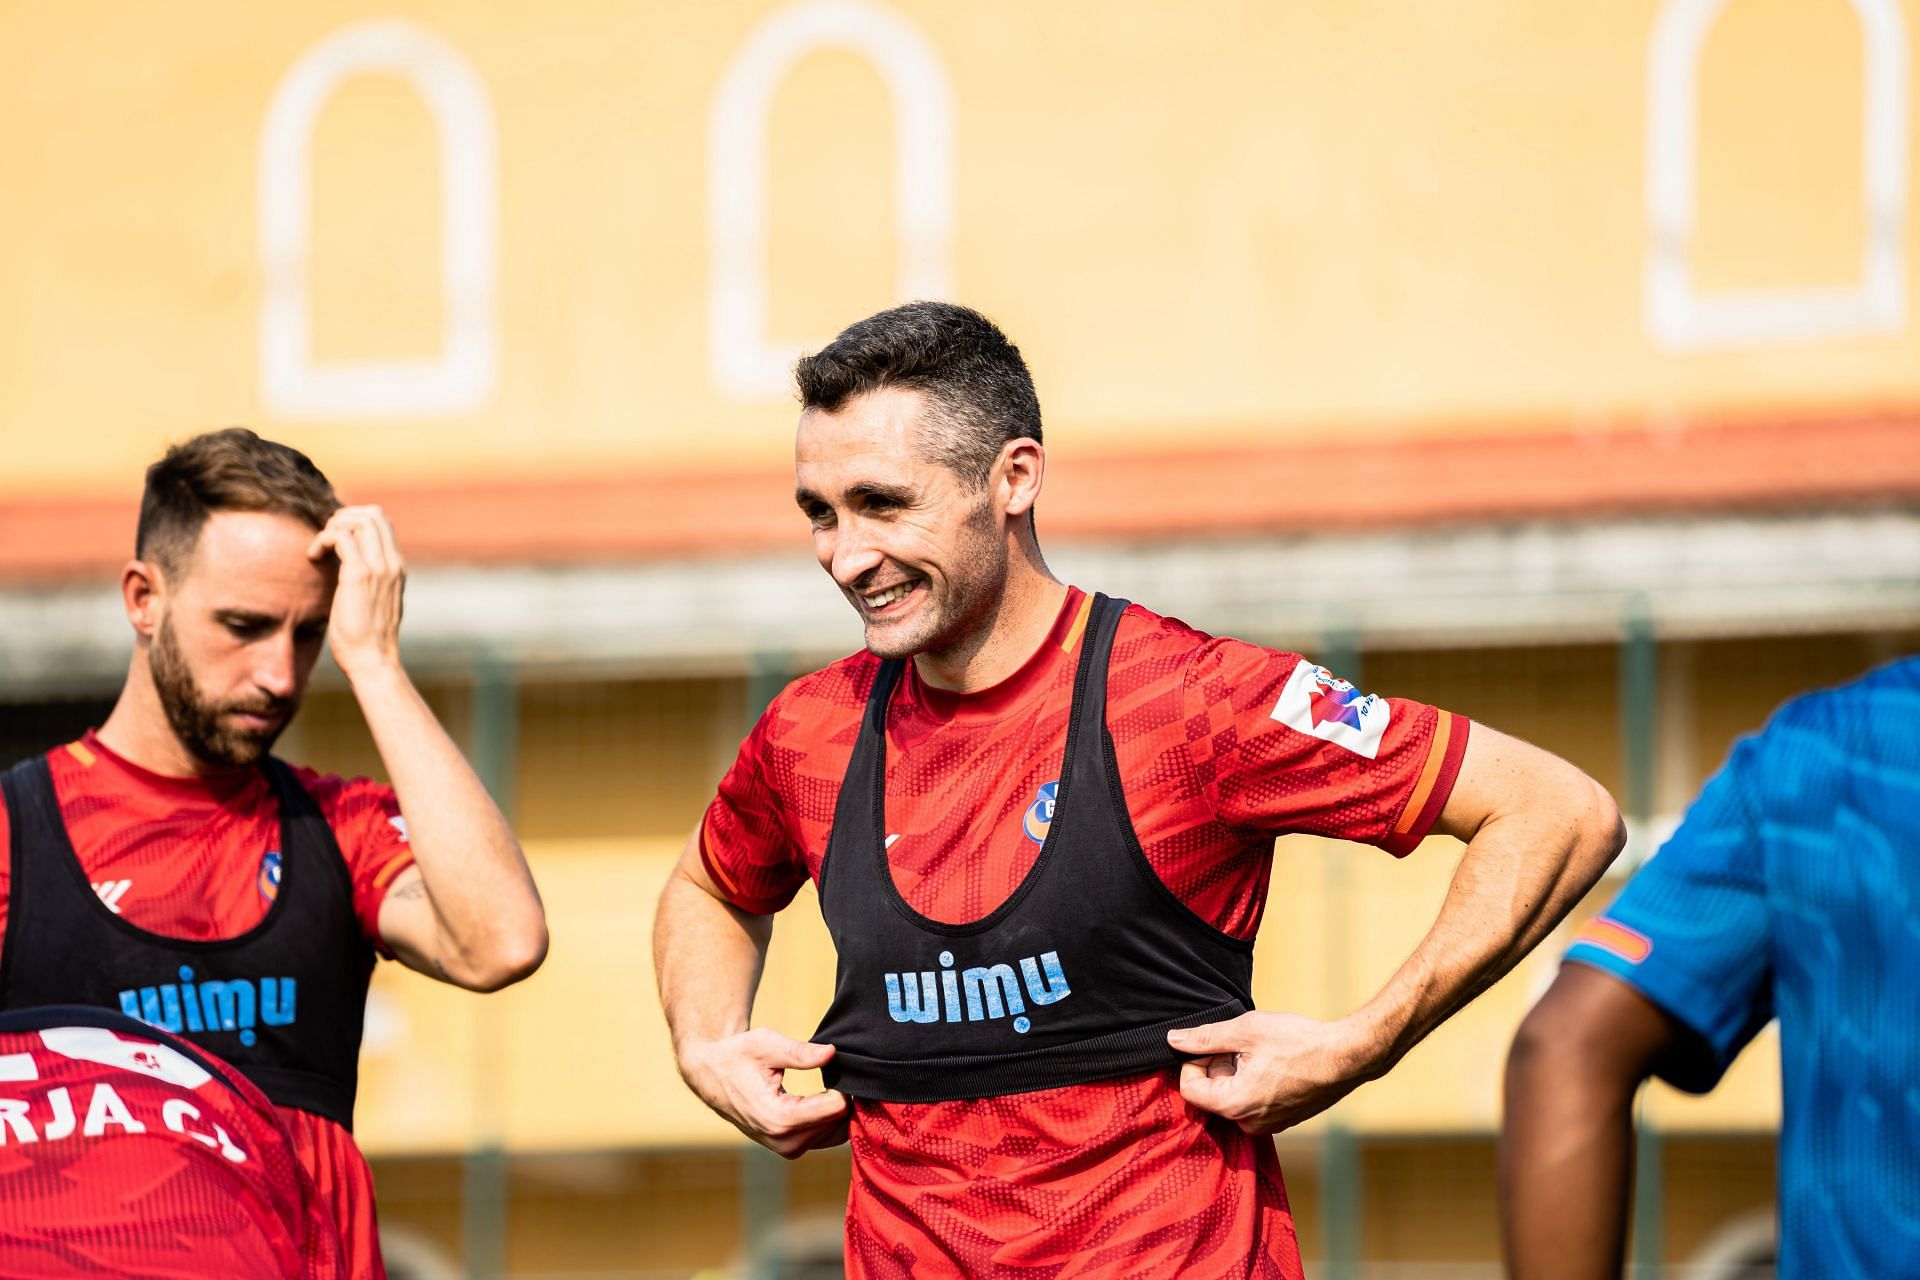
[122,559,166,641]
[998,437,1046,520]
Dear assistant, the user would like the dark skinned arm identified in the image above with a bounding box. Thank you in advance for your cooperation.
[1500,963,1696,1280]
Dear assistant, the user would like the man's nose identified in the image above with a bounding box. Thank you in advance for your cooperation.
[255,633,299,700]
[828,525,884,588]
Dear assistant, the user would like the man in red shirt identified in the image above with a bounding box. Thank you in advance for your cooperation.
[0,1004,345,1278]
[654,302,1626,1277]
[0,428,549,1278]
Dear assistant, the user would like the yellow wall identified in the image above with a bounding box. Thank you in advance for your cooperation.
[5,0,1918,499]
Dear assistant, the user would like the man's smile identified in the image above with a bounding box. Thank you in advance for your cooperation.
[859,579,923,616]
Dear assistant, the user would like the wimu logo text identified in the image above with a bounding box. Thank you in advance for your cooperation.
[117,967,296,1048]
[885,949,1070,1035]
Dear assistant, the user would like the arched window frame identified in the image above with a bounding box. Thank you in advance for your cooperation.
[708,0,955,400]
[1646,0,1909,348]
[259,20,499,419]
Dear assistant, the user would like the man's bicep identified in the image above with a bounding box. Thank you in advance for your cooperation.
[1516,962,1692,1085]
[1431,725,1589,843]
[677,822,734,901]
[374,865,443,979]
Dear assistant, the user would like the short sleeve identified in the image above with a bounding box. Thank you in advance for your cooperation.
[1184,640,1470,855]
[700,712,810,915]
[299,770,415,953]
[1564,738,1774,1092]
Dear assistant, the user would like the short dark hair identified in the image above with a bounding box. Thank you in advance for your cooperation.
[794,301,1042,487]
[137,427,341,574]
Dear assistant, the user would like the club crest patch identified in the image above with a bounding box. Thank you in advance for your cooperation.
[1271,663,1391,758]
[1023,781,1058,844]
[258,851,282,903]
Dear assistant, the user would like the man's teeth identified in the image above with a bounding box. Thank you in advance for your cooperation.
[865,583,914,608]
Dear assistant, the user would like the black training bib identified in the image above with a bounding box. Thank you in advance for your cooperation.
[0,755,375,1129]
[813,593,1256,1103]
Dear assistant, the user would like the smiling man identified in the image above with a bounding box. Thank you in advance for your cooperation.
[655,303,1624,1276]
[0,428,548,1279]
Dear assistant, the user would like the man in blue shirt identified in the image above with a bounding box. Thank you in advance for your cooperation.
[1501,657,1920,1278]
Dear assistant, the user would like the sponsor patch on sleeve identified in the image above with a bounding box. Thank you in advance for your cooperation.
[1271,662,1391,759]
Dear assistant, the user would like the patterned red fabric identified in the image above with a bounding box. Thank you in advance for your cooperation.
[0,732,410,1280]
[702,587,1470,1278]
[0,1013,345,1278]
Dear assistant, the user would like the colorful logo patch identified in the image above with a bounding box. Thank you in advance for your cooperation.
[257,851,282,904]
[1023,781,1059,844]
[1271,663,1392,758]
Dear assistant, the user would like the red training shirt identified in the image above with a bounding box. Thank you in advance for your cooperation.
[702,587,1470,1279]
[0,731,414,1280]
[0,1008,346,1278]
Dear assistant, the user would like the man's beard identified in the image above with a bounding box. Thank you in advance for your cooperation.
[862,498,1008,662]
[150,618,295,769]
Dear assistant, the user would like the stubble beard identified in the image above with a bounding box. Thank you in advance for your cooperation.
[862,498,1008,663]
[149,617,294,769]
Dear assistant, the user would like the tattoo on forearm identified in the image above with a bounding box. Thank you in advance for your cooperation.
[391,877,428,901]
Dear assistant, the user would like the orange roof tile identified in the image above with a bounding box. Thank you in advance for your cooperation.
[3,411,1916,583]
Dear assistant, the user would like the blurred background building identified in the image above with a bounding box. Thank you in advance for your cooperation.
[3,2,1918,1276]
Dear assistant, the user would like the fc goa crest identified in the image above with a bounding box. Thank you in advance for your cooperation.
[1023,781,1058,844]
[257,851,282,903]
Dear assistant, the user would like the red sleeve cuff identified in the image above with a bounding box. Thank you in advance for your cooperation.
[696,816,792,916]
[1381,711,1470,857]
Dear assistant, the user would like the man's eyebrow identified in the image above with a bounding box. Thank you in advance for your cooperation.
[847,481,915,504]
[793,481,918,509]
[213,608,276,627]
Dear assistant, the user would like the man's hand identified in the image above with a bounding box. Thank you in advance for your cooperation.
[1168,1011,1382,1133]
[307,505,405,679]
[308,504,547,992]
[676,1028,850,1159]
[655,833,842,1158]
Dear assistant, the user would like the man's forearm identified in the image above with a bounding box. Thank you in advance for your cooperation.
[350,661,546,983]
[654,861,849,1155]
[654,867,771,1057]
[1501,1023,1638,1279]
[1501,965,1679,1278]
[1353,776,1623,1072]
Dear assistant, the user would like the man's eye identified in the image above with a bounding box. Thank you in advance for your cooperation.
[226,622,269,640]
[295,624,328,644]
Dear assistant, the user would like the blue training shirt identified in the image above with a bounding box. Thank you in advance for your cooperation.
[1565,655,1920,1278]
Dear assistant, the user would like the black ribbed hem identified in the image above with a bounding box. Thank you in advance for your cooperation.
[823,999,1249,1103]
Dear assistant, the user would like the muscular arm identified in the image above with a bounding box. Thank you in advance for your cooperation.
[1172,726,1626,1131]
[1502,964,1685,1280]
[653,827,847,1157]
[312,507,547,992]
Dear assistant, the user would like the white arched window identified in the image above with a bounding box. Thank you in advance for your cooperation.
[259,20,498,419]
[1646,0,1909,348]
[708,0,955,400]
